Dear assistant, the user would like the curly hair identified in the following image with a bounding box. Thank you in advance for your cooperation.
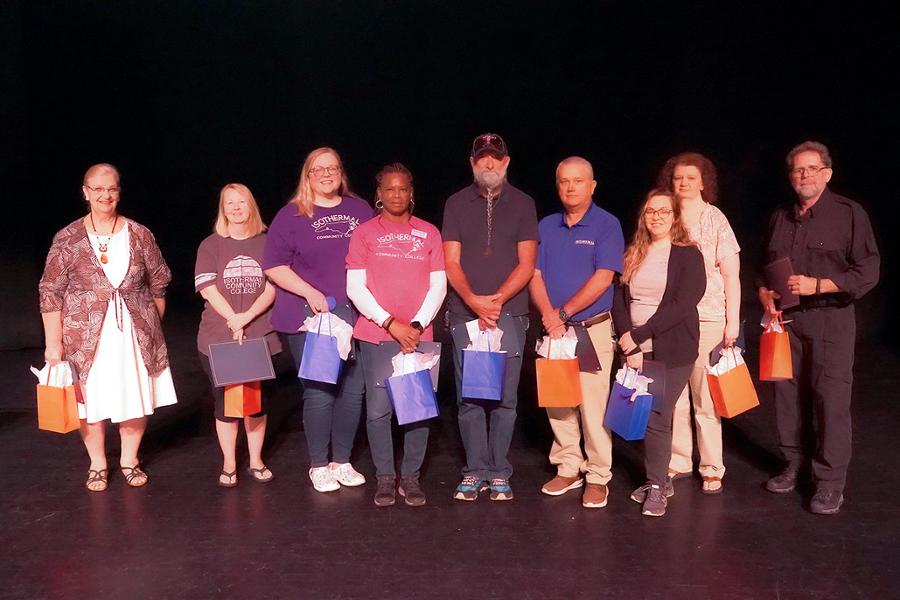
[621,189,695,284]
[656,152,718,205]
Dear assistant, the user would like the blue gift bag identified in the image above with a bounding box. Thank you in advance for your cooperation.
[385,369,440,425]
[298,315,344,384]
[603,381,653,441]
[461,345,506,401]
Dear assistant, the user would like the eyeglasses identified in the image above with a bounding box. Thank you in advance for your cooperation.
[85,185,120,194]
[789,165,829,177]
[308,166,342,178]
[644,208,674,218]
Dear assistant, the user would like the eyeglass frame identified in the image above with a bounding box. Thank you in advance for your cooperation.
[84,185,121,194]
[643,207,674,218]
[308,165,342,178]
[789,165,830,178]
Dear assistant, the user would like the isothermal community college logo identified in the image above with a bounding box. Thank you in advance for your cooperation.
[312,214,360,240]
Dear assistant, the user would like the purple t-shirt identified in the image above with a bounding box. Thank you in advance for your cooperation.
[263,197,374,332]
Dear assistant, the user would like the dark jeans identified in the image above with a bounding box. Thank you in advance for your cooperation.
[358,341,429,478]
[774,305,855,492]
[644,360,694,486]
[283,332,365,468]
[449,311,528,481]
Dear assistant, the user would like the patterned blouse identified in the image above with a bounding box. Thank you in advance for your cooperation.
[39,217,172,385]
[689,203,741,321]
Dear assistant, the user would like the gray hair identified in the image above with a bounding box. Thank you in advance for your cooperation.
[786,141,832,169]
[556,156,594,180]
[83,163,121,185]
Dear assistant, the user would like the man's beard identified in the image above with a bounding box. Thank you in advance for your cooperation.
[472,165,507,191]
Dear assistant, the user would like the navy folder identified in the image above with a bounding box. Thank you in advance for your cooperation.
[208,338,276,387]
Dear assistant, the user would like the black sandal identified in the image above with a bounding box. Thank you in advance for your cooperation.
[85,468,109,492]
[121,465,149,487]
[218,470,238,488]
[247,466,274,484]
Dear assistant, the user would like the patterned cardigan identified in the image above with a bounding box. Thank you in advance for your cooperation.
[39,217,172,386]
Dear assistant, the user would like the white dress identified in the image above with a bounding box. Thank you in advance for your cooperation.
[80,223,178,423]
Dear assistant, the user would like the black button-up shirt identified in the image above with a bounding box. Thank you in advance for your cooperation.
[760,188,880,307]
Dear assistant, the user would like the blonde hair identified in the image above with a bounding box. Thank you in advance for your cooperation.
[214,183,267,237]
[289,147,355,218]
[621,189,694,284]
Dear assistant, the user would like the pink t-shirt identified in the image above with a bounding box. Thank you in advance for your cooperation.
[629,244,671,353]
[689,203,740,321]
[346,215,445,344]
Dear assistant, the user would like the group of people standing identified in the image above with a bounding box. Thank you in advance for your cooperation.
[38,135,878,517]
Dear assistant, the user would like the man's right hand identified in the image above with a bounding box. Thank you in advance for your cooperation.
[44,343,62,367]
[468,293,501,328]
[758,287,780,317]
[306,289,330,314]
[541,309,565,337]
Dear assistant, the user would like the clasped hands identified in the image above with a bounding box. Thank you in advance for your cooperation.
[469,293,502,330]
[387,319,421,354]
[226,311,254,344]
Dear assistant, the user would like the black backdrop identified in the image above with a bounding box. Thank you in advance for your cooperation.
[2,1,896,348]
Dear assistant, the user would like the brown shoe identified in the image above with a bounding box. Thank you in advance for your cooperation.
[541,474,584,496]
[582,483,609,508]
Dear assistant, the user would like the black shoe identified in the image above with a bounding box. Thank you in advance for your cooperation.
[374,475,396,507]
[398,476,427,507]
[809,488,843,515]
[766,467,799,494]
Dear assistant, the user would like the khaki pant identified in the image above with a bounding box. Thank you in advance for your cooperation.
[669,319,726,478]
[546,319,615,485]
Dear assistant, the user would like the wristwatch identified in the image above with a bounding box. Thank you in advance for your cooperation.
[410,321,424,333]
[558,308,570,323]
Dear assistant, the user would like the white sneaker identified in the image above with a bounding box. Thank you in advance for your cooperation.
[329,462,366,487]
[309,466,340,492]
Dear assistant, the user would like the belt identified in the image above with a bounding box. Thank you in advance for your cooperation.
[784,297,851,314]
[570,312,611,328]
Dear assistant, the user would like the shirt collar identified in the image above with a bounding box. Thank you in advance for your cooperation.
[560,202,596,229]
[791,187,833,221]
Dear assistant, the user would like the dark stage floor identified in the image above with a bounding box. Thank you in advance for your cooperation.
[1,311,898,600]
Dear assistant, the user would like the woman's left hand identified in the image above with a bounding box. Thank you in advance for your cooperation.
[618,331,637,354]
[227,312,253,333]
[724,320,740,347]
[232,328,245,345]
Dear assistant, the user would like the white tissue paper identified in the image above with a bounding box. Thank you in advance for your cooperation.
[614,366,654,402]
[707,346,746,376]
[535,327,579,359]
[30,361,75,387]
[390,351,441,377]
[301,313,354,360]
[760,313,789,332]
[464,319,505,353]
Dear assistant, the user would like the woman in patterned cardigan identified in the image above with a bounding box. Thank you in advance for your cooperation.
[39,163,178,492]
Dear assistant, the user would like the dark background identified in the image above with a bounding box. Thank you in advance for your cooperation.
[2,1,896,348]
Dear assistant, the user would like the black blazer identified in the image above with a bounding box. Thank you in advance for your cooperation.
[612,244,706,368]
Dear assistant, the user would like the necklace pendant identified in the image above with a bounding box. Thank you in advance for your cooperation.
[484,247,493,257]
[100,253,109,264]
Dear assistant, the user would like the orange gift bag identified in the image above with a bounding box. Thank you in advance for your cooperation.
[536,338,583,408]
[760,315,793,382]
[224,381,262,417]
[36,365,80,433]
[707,347,760,418]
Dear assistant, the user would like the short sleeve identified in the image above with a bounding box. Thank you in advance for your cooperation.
[714,209,741,265]
[594,216,625,274]
[262,207,296,270]
[517,197,540,242]
[194,236,218,292]
[441,197,461,242]
[428,226,445,271]
[345,225,369,270]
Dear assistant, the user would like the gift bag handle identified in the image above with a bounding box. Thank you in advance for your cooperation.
[315,312,334,336]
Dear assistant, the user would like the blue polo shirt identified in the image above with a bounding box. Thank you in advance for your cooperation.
[536,203,624,320]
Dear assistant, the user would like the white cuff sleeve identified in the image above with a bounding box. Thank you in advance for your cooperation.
[346,269,391,326]
[411,270,448,327]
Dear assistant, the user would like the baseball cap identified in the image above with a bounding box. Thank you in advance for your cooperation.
[471,133,508,159]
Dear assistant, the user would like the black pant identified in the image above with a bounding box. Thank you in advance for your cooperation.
[644,360,694,486]
[774,305,855,492]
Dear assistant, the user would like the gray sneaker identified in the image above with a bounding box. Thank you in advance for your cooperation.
[374,475,396,507]
[398,476,426,507]
[641,484,668,517]
[766,468,799,494]
[630,478,674,503]
[809,488,843,515]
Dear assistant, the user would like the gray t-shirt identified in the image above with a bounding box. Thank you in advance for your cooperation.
[441,182,539,316]
[195,233,281,355]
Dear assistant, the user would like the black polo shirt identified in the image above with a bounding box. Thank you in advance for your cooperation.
[442,182,539,316]
[760,188,880,307]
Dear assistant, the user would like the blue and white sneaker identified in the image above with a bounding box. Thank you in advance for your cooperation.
[453,475,488,501]
[489,478,513,501]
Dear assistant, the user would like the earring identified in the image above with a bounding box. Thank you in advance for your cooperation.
[375,198,384,210]
[409,196,415,213]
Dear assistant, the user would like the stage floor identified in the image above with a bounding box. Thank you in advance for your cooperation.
[2,312,898,599]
